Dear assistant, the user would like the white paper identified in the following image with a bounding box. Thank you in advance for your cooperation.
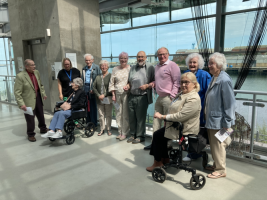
[101,97,110,104]
[23,107,33,116]
[113,101,120,110]
[66,53,77,68]
[54,62,62,80]
[17,57,24,71]
[215,128,233,143]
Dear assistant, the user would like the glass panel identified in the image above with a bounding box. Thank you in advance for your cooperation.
[224,0,258,13]
[255,102,267,148]
[0,76,16,104]
[171,1,216,21]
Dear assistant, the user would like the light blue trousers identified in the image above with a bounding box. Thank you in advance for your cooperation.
[49,110,72,131]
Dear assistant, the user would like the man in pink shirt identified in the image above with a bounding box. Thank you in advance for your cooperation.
[144,47,181,150]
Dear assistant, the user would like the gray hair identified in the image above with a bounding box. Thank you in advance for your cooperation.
[209,52,227,71]
[99,60,109,68]
[24,59,34,67]
[185,53,205,69]
[72,77,83,89]
[157,47,169,55]
[84,54,94,60]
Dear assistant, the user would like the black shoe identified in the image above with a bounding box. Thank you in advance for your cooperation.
[132,138,145,144]
[144,144,152,150]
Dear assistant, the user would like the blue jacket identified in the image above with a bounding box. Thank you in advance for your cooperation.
[204,71,236,129]
[184,69,211,126]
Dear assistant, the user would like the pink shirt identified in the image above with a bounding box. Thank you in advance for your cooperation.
[154,60,180,98]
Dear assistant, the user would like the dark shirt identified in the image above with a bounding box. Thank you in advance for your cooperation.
[57,68,81,97]
[26,70,39,91]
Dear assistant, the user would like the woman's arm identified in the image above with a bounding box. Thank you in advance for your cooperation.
[57,79,63,100]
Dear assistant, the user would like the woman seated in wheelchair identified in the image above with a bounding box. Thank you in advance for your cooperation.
[42,78,86,139]
[146,72,201,172]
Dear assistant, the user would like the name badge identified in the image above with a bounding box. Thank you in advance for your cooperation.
[69,82,72,86]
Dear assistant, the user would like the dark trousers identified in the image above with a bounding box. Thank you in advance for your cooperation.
[24,91,46,137]
[128,94,149,139]
[150,127,170,162]
[86,94,98,126]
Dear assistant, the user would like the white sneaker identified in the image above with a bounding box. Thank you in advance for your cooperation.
[51,131,63,138]
[47,130,56,137]
[182,156,192,162]
[41,133,49,138]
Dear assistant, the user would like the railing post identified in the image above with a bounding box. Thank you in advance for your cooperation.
[256,131,259,142]
[250,94,257,160]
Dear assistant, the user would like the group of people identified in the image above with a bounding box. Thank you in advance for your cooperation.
[14,47,236,180]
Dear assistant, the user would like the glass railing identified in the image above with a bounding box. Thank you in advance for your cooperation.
[0,75,16,104]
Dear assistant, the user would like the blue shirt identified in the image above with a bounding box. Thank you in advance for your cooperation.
[85,67,92,84]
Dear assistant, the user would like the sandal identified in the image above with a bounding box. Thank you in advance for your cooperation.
[98,130,104,136]
[205,164,215,171]
[207,172,226,179]
[108,131,112,136]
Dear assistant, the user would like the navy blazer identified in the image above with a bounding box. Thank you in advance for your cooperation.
[184,69,211,125]
[204,71,236,129]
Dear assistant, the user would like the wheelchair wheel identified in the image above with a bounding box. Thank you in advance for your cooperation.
[152,167,167,183]
[64,120,75,134]
[202,151,208,168]
[66,135,75,145]
[169,149,179,160]
[49,137,56,142]
[190,173,206,190]
[84,122,95,137]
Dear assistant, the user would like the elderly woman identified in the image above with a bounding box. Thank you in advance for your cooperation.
[93,60,113,136]
[109,52,131,141]
[183,53,212,162]
[205,52,235,179]
[146,72,201,172]
[57,58,81,101]
[42,78,85,139]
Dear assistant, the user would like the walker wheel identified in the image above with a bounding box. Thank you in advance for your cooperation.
[64,120,75,134]
[190,173,206,190]
[202,151,208,169]
[85,122,95,137]
[152,167,167,183]
[49,137,56,142]
[169,149,179,160]
[66,135,75,145]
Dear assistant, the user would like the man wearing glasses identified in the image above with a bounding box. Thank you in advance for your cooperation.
[144,47,181,150]
[123,51,155,144]
[14,59,48,142]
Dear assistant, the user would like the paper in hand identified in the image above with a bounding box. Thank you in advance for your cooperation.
[113,101,120,110]
[215,128,233,143]
[101,97,110,104]
[23,107,34,116]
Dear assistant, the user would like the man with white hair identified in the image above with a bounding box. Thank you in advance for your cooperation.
[81,54,101,127]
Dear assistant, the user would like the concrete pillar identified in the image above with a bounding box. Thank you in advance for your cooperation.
[8,0,101,111]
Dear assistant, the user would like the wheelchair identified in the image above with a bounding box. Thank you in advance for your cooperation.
[47,101,96,145]
[152,121,208,190]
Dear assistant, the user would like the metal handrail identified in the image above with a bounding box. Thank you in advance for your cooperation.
[0,75,16,78]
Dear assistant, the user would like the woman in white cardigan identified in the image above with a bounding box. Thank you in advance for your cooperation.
[146,72,201,172]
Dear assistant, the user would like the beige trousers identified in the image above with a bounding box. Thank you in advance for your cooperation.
[207,129,232,174]
[153,96,172,132]
[97,96,113,131]
[115,92,129,136]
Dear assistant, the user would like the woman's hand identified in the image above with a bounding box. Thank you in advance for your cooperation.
[59,94,63,100]
[112,95,116,103]
[154,112,162,119]
[99,94,105,101]
[123,85,130,91]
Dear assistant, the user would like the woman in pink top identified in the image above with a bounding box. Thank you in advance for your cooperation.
[109,52,130,141]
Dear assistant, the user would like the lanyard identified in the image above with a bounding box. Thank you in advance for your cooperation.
[65,69,72,82]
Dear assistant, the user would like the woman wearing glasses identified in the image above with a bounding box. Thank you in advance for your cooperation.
[146,72,201,172]
[109,52,131,141]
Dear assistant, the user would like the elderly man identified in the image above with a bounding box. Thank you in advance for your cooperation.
[14,59,48,142]
[81,54,101,127]
[123,51,155,144]
[144,47,181,150]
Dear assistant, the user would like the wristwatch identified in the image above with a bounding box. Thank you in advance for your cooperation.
[161,115,164,119]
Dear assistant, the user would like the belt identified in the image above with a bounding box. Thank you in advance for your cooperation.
[85,83,90,86]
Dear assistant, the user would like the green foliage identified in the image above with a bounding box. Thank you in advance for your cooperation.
[256,122,267,144]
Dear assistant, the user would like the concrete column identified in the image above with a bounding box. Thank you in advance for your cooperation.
[8,0,101,111]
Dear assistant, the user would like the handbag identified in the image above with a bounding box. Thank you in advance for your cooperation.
[188,127,209,154]
[60,92,73,111]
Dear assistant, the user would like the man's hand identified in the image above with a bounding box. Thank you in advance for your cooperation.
[59,94,63,100]
[90,90,94,94]
[99,94,105,101]
[123,85,130,91]
[139,84,149,90]
[20,105,27,111]
[43,96,47,100]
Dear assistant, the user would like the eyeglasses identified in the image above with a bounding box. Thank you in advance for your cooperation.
[157,53,168,57]
[137,56,145,58]
[181,81,191,85]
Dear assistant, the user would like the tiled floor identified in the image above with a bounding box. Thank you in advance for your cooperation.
[0,103,266,200]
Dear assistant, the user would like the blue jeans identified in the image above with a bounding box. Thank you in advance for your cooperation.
[49,110,72,131]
